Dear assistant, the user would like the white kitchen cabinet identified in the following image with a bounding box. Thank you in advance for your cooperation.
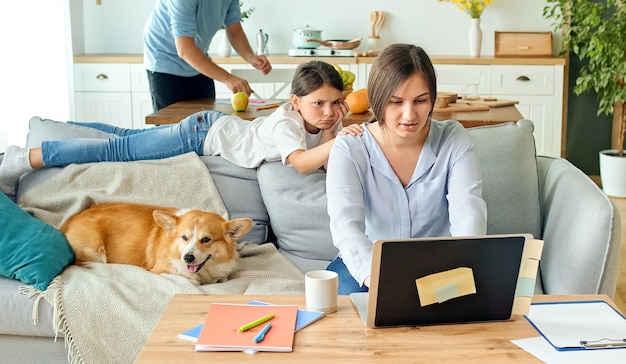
[74,63,133,128]
[435,65,491,96]
[74,63,155,129]
[358,62,564,158]
[74,92,133,128]
[130,64,153,128]
[491,65,564,157]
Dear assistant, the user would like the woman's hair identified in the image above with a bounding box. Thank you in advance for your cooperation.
[291,60,344,96]
[367,44,437,126]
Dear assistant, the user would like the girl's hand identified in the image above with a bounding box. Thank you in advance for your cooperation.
[333,100,349,125]
[323,100,350,139]
[339,123,364,136]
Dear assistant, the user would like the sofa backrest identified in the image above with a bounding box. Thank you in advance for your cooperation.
[467,120,542,239]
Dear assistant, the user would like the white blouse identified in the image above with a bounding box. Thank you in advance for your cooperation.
[326,119,488,285]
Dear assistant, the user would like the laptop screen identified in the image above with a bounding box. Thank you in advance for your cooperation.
[369,235,527,327]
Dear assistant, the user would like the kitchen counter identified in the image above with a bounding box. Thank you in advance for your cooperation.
[73,53,567,66]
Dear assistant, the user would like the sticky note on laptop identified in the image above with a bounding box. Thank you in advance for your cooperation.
[415,267,477,306]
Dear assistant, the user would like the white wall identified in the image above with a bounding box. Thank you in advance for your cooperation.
[73,0,557,56]
[0,1,73,151]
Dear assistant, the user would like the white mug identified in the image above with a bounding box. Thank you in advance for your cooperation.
[305,270,338,313]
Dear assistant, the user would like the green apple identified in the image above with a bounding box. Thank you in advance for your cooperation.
[231,92,249,112]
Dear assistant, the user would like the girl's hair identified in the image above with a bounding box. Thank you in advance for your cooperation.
[291,60,344,97]
[367,44,437,126]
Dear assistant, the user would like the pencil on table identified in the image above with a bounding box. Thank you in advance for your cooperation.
[256,103,281,111]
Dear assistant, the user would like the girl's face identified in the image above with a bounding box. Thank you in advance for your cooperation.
[383,72,433,140]
[291,84,345,134]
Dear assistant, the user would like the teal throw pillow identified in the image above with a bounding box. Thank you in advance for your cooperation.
[0,192,74,290]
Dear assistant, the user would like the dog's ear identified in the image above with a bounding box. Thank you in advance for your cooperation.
[224,218,253,240]
[153,210,178,231]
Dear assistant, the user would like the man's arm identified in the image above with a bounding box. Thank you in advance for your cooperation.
[225,23,272,75]
[174,35,253,94]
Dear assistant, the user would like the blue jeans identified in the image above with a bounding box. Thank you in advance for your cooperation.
[327,257,369,295]
[41,111,226,168]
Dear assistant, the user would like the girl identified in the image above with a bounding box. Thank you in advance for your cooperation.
[0,60,362,196]
[325,44,488,294]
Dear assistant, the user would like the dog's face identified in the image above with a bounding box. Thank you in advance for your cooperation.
[153,209,252,276]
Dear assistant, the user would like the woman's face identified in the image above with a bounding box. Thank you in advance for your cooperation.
[383,72,433,140]
[291,84,345,134]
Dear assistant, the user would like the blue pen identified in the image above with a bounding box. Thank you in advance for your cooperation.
[253,322,272,343]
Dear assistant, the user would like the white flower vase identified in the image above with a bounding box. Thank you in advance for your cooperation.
[468,18,483,58]
[217,29,232,57]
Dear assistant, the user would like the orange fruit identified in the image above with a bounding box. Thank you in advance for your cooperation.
[345,89,370,113]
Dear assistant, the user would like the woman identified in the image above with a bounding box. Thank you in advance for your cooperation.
[325,44,488,294]
[0,61,362,196]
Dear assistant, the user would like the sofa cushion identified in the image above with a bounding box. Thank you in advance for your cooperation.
[0,192,74,291]
[467,120,542,239]
[200,156,269,244]
[257,162,338,273]
[25,116,118,148]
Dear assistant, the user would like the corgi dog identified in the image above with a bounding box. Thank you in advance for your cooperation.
[59,202,252,285]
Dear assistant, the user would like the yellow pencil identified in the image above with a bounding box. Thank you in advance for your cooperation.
[237,313,275,332]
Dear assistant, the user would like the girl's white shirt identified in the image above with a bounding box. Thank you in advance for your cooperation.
[204,103,333,168]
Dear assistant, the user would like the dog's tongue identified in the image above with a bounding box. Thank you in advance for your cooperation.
[187,265,200,274]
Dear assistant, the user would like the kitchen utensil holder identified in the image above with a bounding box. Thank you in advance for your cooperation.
[367,36,381,52]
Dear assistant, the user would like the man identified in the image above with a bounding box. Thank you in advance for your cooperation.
[143,0,272,110]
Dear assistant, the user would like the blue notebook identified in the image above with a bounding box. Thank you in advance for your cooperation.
[178,300,325,342]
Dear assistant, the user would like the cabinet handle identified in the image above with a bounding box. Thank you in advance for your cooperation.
[516,75,530,82]
[96,73,109,80]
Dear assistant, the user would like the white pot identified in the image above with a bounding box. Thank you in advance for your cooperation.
[599,149,626,197]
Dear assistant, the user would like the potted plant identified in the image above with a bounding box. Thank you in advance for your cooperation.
[543,0,626,197]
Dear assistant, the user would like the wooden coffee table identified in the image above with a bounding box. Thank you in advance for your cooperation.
[135,294,614,363]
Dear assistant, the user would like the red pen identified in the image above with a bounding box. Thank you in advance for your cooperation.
[256,103,281,111]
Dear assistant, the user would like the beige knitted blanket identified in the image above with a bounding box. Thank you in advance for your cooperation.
[18,154,305,364]
[19,152,229,227]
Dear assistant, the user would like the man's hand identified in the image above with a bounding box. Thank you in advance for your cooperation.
[223,74,254,95]
[250,55,272,75]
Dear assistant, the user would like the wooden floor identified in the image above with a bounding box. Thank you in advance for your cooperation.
[608,196,626,312]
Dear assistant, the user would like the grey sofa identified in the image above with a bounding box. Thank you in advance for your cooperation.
[0,117,621,363]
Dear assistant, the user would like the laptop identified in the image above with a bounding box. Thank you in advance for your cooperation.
[350,234,540,328]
